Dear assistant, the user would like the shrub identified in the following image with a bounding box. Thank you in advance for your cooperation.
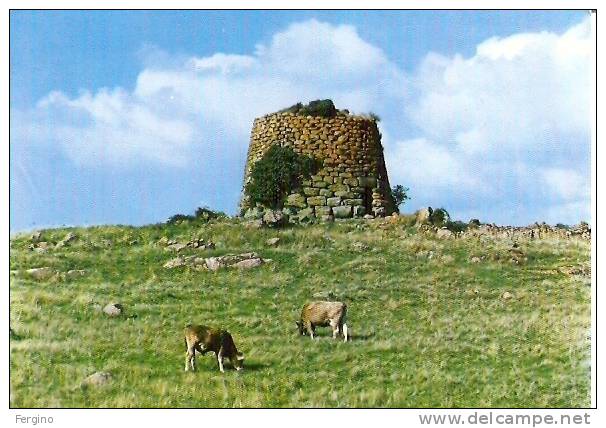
[280,99,337,118]
[445,220,468,233]
[194,207,227,221]
[390,185,410,212]
[167,207,226,224]
[431,208,451,226]
[369,112,381,122]
[167,214,194,224]
[245,145,319,209]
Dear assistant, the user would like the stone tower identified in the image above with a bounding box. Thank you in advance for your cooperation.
[240,105,396,220]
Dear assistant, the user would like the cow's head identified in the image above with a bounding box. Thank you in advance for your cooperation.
[231,352,244,371]
[295,321,305,335]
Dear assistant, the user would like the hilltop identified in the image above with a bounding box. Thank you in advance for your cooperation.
[9,216,591,407]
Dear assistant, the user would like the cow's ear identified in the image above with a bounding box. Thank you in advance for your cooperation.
[237,352,244,361]
[295,321,301,328]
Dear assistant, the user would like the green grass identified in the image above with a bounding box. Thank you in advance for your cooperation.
[9,219,591,408]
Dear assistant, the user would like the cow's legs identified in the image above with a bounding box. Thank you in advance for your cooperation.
[330,319,339,339]
[185,347,195,371]
[342,323,349,342]
[305,321,315,340]
[217,349,225,373]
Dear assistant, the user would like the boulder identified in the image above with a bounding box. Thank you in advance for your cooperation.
[297,208,316,223]
[65,269,86,280]
[436,228,454,239]
[81,371,112,387]
[163,257,187,269]
[166,243,188,252]
[233,258,264,269]
[26,267,55,281]
[263,210,287,228]
[243,207,264,220]
[266,237,280,246]
[55,232,77,248]
[415,207,433,225]
[103,303,123,317]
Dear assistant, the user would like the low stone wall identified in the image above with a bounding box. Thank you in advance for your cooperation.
[240,111,396,221]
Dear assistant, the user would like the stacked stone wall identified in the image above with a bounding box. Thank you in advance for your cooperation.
[240,111,396,220]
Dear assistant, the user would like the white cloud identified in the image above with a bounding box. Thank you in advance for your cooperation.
[540,167,589,201]
[15,19,405,169]
[11,17,593,226]
[386,17,592,224]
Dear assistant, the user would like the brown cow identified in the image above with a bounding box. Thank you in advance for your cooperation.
[184,324,244,372]
[296,301,348,342]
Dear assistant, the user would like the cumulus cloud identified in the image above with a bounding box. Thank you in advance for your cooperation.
[387,17,592,224]
[11,17,593,226]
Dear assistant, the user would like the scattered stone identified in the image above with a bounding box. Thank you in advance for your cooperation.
[363,214,375,220]
[65,269,86,280]
[26,267,55,281]
[163,257,188,269]
[470,256,482,264]
[415,207,433,225]
[352,241,370,252]
[436,228,454,239]
[233,258,264,269]
[297,208,316,223]
[313,291,337,300]
[166,243,188,252]
[243,207,264,220]
[187,238,215,250]
[55,232,77,248]
[501,291,513,301]
[263,210,287,228]
[30,231,42,242]
[245,219,264,229]
[266,237,280,246]
[205,252,265,271]
[103,303,123,317]
[441,254,455,263]
[81,371,112,387]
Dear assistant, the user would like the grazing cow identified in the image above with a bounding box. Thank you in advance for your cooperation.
[296,301,348,342]
[184,324,244,372]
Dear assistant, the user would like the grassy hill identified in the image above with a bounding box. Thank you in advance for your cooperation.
[9,217,591,408]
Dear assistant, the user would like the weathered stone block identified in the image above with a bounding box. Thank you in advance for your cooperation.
[297,208,315,223]
[303,187,320,196]
[353,205,366,217]
[343,178,359,186]
[327,197,342,207]
[344,198,364,206]
[307,196,327,206]
[335,191,354,199]
[315,206,332,216]
[358,176,377,187]
[332,205,353,219]
[313,181,328,188]
[319,189,334,197]
[329,183,349,192]
[286,193,307,208]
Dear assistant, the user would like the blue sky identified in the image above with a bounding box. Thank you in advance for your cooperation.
[10,10,592,231]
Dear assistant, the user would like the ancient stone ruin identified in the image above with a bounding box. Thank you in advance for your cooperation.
[240,101,396,221]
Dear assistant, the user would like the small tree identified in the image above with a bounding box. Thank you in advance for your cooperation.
[390,184,410,212]
[431,208,451,226]
[245,145,319,209]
